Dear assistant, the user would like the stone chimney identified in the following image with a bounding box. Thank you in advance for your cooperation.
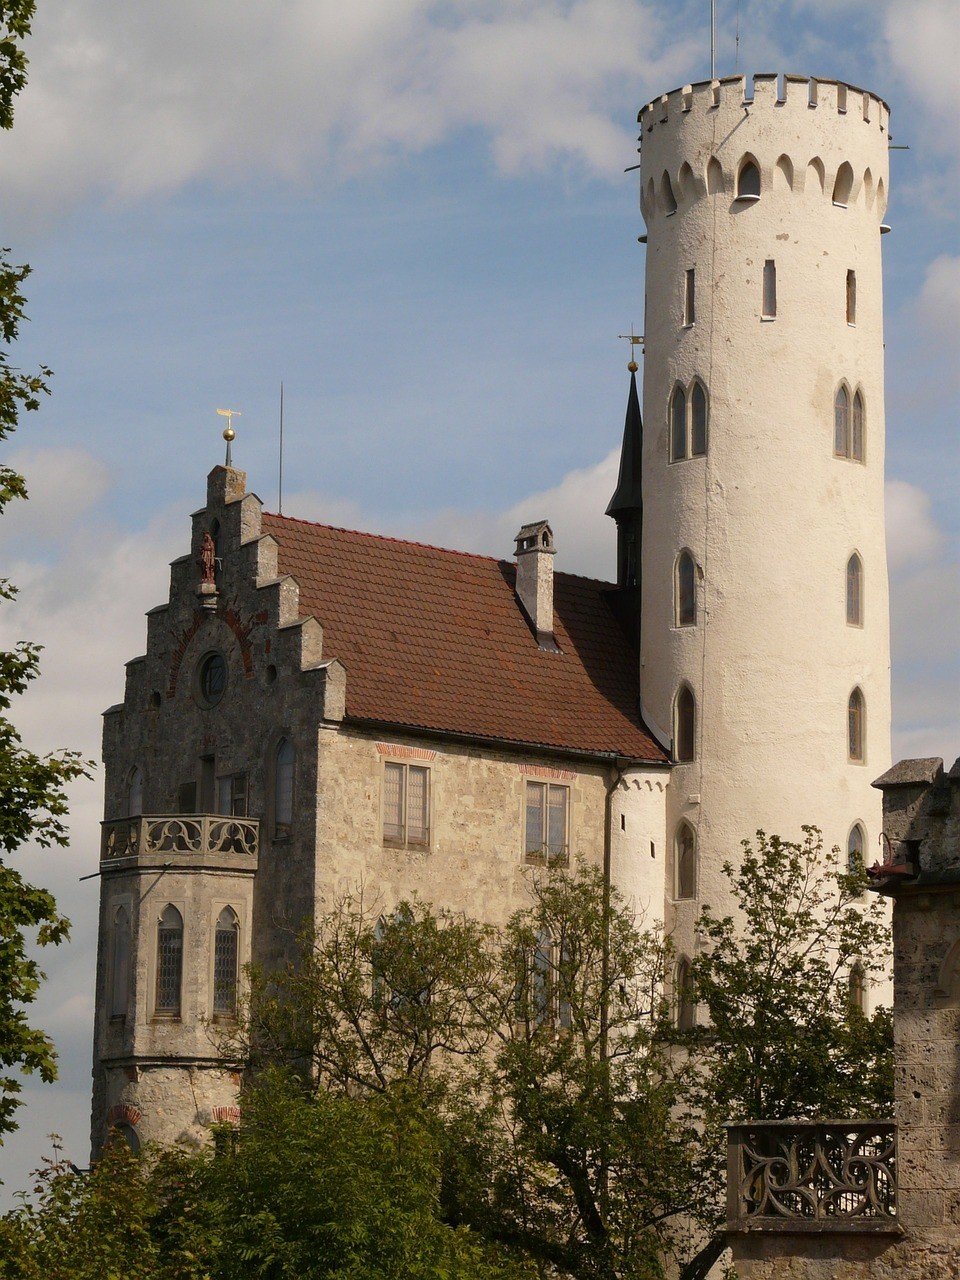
[514,520,558,651]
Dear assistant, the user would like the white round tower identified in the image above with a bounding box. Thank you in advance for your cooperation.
[637,74,892,948]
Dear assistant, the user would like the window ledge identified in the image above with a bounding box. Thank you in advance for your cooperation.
[760,315,776,322]
[734,193,761,203]
[833,201,848,209]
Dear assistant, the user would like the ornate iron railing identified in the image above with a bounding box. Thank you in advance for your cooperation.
[727,1122,898,1233]
[101,815,259,862]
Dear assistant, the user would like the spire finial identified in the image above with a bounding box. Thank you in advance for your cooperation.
[618,329,643,373]
[216,408,241,467]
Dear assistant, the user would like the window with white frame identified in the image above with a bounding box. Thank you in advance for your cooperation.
[383,762,430,848]
[524,781,569,866]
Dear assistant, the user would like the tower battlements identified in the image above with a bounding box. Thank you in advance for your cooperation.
[638,73,890,222]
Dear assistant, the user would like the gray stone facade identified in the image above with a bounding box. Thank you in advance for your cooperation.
[90,464,669,1156]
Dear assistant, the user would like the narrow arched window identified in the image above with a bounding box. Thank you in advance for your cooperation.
[127,767,143,818]
[661,171,678,215]
[675,686,696,763]
[737,159,761,199]
[675,955,696,1030]
[213,907,240,1016]
[706,156,723,195]
[848,688,865,762]
[847,823,865,875]
[110,904,130,1018]
[670,386,687,461]
[848,963,866,1013]
[833,161,854,206]
[846,553,863,626]
[834,385,850,457]
[274,738,294,834]
[675,822,697,899]
[155,905,183,1016]
[676,552,697,627]
[851,391,864,462]
[690,383,707,456]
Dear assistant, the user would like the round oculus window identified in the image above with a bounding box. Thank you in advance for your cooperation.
[198,652,227,707]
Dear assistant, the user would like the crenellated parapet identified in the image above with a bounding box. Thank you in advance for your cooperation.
[638,73,890,224]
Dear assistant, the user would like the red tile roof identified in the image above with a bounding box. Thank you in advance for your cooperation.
[261,513,666,763]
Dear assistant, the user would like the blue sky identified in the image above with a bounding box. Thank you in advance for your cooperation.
[0,0,956,1203]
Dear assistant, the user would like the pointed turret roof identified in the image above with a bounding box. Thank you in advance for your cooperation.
[606,371,643,518]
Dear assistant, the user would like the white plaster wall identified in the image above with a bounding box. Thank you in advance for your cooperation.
[638,74,892,956]
[609,767,669,925]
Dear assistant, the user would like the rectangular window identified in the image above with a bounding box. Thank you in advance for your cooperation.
[683,268,695,325]
[846,269,857,325]
[524,782,569,865]
[199,755,216,813]
[762,259,777,318]
[383,763,430,848]
[155,927,182,1016]
[216,772,248,817]
[177,781,197,814]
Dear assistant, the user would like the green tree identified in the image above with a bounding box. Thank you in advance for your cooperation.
[678,828,893,1280]
[0,1073,531,1279]
[0,0,90,1140]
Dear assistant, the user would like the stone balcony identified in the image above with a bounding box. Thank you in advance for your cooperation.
[727,1121,900,1236]
[100,814,260,872]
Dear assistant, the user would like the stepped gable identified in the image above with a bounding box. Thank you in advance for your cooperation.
[261,512,664,762]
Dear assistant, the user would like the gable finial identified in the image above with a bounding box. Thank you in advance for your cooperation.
[216,408,241,466]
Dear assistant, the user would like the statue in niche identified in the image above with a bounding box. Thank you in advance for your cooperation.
[199,531,217,585]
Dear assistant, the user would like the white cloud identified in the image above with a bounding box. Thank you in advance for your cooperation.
[884,479,943,571]
[884,0,960,152]
[0,0,694,222]
[914,254,960,364]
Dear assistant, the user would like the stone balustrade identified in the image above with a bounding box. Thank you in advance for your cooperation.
[727,1121,899,1235]
[100,814,260,863]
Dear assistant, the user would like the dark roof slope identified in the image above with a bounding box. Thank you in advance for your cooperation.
[261,513,665,762]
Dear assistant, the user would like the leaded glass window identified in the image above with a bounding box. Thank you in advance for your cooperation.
[155,905,183,1016]
[274,739,294,833]
[213,907,239,1016]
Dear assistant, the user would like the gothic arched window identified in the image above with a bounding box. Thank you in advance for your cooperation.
[110,904,130,1018]
[675,821,697,900]
[127,766,143,818]
[690,382,708,456]
[847,823,865,875]
[676,552,697,627]
[846,553,863,626]
[675,955,696,1030]
[675,686,696,763]
[213,907,240,1016]
[848,688,865,762]
[834,385,850,457]
[155,904,183,1016]
[670,386,687,461]
[737,159,761,199]
[833,161,854,207]
[274,738,294,834]
[851,390,865,462]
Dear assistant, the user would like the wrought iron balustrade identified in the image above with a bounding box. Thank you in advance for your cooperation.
[727,1121,898,1233]
[101,814,259,862]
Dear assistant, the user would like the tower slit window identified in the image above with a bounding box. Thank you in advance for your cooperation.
[684,268,696,326]
[848,688,865,763]
[762,260,777,318]
[834,385,850,457]
[846,553,863,626]
[846,270,857,325]
[676,551,697,627]
[110,905,130,1018]
[155,905,183,1017]
[675,686,696,763]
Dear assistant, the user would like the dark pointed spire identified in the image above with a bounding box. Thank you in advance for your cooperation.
[606,371,643,519]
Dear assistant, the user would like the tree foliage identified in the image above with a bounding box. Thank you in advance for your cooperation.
[0,0,91,1140]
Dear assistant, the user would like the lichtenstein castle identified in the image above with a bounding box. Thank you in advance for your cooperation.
[90,72,893,1157]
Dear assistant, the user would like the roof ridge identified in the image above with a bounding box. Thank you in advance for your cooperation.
[262,510,616,589]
